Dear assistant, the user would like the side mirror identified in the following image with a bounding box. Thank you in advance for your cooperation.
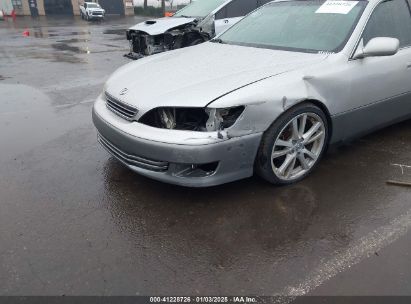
[353,37,400,59]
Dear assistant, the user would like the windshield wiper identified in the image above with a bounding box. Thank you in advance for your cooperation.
[210,38,225,44]
[178,15,192,18]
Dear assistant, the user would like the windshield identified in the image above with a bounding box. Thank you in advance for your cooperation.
[218,0,367,53]
[174,0,227,18]
[87,3,100,8]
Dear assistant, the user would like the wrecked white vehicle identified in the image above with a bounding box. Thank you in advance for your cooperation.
[125,0,271,59]
[94,0,411,187]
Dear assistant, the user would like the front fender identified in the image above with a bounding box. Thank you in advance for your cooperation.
[208,71,329,137]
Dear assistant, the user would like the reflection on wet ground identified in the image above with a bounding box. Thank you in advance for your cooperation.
[0,16,137,64]
[52,43,88,54]
[56,38,90,43]
[103,29,127,35]
[103,159,319,257]
[0,16,411,297]
[48,31,91,37]
[32,30,91,38]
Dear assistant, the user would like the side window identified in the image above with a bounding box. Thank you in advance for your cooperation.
[215,7,227,20]
[362,0,411,47]
[225,0,257,18]
[257,0,272,7]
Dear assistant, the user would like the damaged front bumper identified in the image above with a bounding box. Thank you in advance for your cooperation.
[125,31,166,60]
[124,52,144,60]
[92,96,262,187]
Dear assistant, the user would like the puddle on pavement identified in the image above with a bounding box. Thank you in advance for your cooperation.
[103,159,320,258]
[103,43,122,48]
[31,29,91,38]
[49,31,91,37]
[56,38,90,43]
[20,51,86,64]
[103,29,126,35]
[52,43,89,54]
[0,75,11,81]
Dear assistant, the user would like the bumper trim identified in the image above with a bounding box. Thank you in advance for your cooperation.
[98,135,169,172]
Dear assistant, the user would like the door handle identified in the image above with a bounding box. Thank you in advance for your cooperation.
[224,19,229,24]
[407,62,411,69]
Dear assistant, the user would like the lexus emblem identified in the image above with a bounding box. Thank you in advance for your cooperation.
[119,88,129,95]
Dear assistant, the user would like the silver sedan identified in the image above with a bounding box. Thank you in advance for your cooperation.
[93,0,411,187]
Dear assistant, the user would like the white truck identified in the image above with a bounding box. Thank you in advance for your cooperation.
[79,2,105,21]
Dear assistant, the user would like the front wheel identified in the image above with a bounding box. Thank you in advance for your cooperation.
[255,103,329,185]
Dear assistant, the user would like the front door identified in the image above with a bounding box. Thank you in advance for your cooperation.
[341,0,411,139]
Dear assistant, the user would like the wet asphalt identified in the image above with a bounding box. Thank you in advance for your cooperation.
[0,16,411,298]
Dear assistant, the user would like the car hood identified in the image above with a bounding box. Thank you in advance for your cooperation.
[105,43,328,112]
[128,17,196,35]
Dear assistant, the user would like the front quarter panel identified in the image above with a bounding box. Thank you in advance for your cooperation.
[208,70,326,137]
[210,54,355,143]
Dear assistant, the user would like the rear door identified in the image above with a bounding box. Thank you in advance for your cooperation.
[214,0,257,35]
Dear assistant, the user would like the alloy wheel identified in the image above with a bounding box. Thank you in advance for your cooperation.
[271,112,326,181]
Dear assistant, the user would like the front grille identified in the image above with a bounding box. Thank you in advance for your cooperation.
[105,92,138,121]
[93,11,103,15]
[98,135,169,172]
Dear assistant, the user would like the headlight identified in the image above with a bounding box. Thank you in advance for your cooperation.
[139,106,245,132]
[205,107,245,131]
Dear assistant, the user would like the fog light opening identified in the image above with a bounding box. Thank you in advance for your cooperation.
[173,162,219,178]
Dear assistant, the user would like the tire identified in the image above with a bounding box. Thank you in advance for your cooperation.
[255,102,329,185]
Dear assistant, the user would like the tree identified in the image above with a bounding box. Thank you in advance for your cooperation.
[161,0,165,15]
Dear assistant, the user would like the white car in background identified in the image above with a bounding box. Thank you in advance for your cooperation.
[125,0,271,59]
[80,2,105,21]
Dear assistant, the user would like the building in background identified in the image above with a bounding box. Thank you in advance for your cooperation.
[133,0,189,8]
[10,0,133,16]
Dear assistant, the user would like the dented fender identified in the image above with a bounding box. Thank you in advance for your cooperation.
[209,55,352,142]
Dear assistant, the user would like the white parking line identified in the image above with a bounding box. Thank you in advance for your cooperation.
[277,208,411,303]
